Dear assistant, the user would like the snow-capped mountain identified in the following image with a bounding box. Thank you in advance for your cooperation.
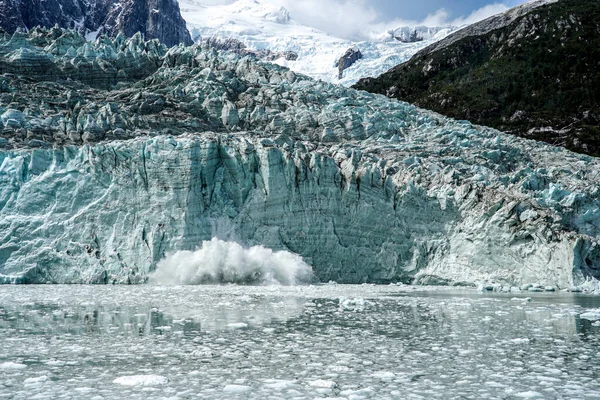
[178,0,454,86]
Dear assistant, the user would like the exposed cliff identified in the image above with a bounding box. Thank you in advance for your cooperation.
[102,0,192,47]
[0,0,191,47]
[203,37,298,62]
[354,0,600,156]
[0,28,599,288]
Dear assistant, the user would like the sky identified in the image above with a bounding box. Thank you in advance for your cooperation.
[369,0,528,22]
[196,0,532,40]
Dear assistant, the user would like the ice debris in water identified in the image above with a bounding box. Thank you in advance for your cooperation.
[0,362,27,369]
[150,238,313,285]
[339,297,369,310]
[112,375,169,386]
[223,384,251,393]
[580,309,600,321]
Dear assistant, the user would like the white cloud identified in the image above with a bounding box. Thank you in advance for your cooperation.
[271,0,380,40]
[189,0,516,40]
[451,3,510,26]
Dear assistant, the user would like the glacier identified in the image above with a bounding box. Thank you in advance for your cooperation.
[178,0,454,86]
[0,27,599,288]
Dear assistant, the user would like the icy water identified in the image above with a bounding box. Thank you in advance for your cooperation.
[1,286,600,399]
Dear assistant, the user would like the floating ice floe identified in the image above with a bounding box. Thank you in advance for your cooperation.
[308,379,338,389]
[0,361,27,369]
[580,309,600,321]
[339,297,370,310]
[112,375,169,386]
[223,384,251,393]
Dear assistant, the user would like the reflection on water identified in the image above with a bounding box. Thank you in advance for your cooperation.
[0,294,308,337]
[0,285,599,400]
[0,305,202,337]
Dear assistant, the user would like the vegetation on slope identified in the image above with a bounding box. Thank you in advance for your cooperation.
[354,0,600,156]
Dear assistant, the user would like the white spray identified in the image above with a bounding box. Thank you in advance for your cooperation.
[150,238,314,285]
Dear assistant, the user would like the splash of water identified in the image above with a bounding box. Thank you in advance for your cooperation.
[150,238,314,285]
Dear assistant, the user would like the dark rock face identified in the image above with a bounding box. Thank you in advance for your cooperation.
[337,47,362,79]
[0,0,115,34]
[103,0,192,47]
[0,0,191,47]
[354,0,600,156]
[394,30,424,43]
[203,37,297,62]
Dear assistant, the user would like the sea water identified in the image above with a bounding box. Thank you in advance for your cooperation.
[1,285,599,399]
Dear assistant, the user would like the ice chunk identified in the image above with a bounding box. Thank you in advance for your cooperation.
[339,297,369,310]
[370,371,395,379]
[515,391,545,398]
[580,309,600,321]
[308,379,338,389]
[227,322,249,329]
[112,375,169,386]
[223,384,251,393]
[0,361,27,369]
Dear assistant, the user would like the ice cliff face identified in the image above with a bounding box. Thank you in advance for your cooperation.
[0,0,192,47]
[0,28,599,288]
[391,26,453,43]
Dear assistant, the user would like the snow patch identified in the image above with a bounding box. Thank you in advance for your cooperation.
[178,0,456,85]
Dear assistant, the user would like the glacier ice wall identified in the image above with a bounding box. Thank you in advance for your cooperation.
[1,131,599,287]
[0,28,599,287]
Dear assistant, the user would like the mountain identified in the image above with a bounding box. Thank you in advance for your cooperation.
[0,0,192,47]
[178,0,454,86]
[354,0,600,156]
[0,27,599,289]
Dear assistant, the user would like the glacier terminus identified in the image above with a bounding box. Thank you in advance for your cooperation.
[0,27,599,290]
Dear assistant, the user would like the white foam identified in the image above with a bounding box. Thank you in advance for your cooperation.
[150,238,313,285]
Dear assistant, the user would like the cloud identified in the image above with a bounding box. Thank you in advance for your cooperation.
[271,0,380,40]
[451,3,511,26]
[274,0,513,40]
[189,0,518,40]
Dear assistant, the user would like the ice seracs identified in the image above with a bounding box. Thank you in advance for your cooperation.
[0,28,599,289]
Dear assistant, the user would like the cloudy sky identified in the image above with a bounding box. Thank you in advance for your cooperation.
[197,0,531,39]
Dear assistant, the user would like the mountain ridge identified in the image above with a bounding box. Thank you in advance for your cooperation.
[0,0,192,47]
[354,0,600,156]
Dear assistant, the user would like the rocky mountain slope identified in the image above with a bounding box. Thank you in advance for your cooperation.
[178,0,454,85]
[354,0,600,156]
[0,0,192,47]
[0,27,599,289]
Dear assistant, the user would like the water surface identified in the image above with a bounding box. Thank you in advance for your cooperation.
[1,285,599,399]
